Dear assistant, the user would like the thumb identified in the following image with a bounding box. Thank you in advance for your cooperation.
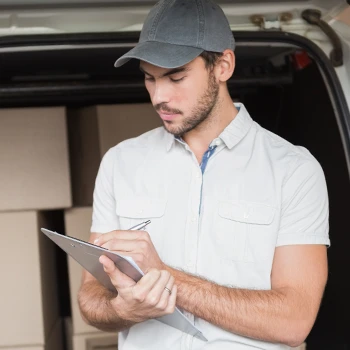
[99,255,136,290]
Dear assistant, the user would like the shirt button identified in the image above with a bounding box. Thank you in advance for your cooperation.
[215,139,221,145]
[191,215,197,222]
[196,172,201,179]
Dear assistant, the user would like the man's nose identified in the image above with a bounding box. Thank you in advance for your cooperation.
[152,81,171,106]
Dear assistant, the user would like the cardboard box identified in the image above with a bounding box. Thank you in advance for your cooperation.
[64,207,97,334]
[1,318,64,350]
[68,103,162,206]
[1,346,43,350]
[65,317,118,350]
[0,107,72,211]
[73,332,118,350]
[0,211,61,347]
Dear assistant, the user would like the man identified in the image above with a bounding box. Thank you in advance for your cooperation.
[78,0,330,349]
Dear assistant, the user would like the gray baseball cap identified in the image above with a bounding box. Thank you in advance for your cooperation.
[114,0,235,69]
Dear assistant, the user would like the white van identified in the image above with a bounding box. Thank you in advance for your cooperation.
[0,1,349,349]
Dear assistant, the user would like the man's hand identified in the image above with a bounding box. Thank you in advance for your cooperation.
[94,229,164,273]
[99,255,177,323]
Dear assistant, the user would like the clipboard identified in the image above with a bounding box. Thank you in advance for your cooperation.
[41,228,207,341]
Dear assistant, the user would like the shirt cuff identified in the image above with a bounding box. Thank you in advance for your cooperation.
[276,233,330,247]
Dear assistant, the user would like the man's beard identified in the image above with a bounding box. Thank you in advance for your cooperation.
[156,72,219,137]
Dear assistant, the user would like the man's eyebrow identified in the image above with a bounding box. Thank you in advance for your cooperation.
[162,67,189,77]
[139,66,190,78]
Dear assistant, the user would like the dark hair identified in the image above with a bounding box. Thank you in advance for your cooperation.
[199,51,224,69]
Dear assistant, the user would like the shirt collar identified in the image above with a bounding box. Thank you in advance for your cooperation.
[165,130,176,152]
[164,102,253,152]
[219,103,253,149]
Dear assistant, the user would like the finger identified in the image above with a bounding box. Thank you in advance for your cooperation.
[94,231,118,246]
[99,255,136,290]
[145,270,172,306]
[156,275,175,310]
[94,230,148,246]
[131,269,162,302]
[101,239,144,253]
[165,284,177,314]
[164,275,175,295]
[112,230,150,241]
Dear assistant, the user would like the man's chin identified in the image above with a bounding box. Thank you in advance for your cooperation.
[162,123,183,138]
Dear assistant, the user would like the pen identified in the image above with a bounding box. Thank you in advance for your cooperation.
[128,220,151,231]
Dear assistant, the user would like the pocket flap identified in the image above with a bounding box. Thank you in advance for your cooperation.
[219,200,276,225]
[116,197,167,218]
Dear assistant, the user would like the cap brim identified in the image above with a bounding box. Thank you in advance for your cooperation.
[114,41,203,69]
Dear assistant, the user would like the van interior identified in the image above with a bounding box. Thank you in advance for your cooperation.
[1,31,349,349]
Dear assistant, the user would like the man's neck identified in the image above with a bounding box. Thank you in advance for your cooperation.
[182,96,238,164]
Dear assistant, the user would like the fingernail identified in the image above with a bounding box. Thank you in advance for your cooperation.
[94,238,99,244]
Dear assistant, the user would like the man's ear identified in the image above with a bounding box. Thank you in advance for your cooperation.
[215,49,235,82]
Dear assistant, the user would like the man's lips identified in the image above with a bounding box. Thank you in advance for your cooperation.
[158,111,180,121]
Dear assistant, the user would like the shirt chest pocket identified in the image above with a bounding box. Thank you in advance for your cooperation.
[115,197,167,252]
[213,200,277,262]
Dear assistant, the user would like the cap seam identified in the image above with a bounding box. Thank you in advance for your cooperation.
[148,0,170,40]
[196,0,205,47]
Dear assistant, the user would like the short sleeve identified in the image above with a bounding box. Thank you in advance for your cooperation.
[90,147,120,233]
[276,154,330,247]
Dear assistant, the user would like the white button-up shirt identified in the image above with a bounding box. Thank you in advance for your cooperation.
[91,103,330,350]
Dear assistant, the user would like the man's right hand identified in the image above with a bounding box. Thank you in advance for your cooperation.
[99,254,177,323]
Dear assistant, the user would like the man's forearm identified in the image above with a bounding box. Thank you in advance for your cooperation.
[78,280,135,332]
[168,267,310,347]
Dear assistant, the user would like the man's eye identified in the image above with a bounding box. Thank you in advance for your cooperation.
[170,77,184,83]
[145,76,154,82]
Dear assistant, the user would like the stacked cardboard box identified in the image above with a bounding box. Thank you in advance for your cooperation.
[0,107,71,211]
[0,106,72,349]
[65,316,118,350]
[64,103,160,349]
[67,103,161,206]
[1,319,64,350]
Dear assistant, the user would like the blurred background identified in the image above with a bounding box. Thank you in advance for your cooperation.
[0,1,349,349]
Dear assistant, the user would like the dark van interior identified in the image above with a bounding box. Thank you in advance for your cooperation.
[1,30,349,349]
